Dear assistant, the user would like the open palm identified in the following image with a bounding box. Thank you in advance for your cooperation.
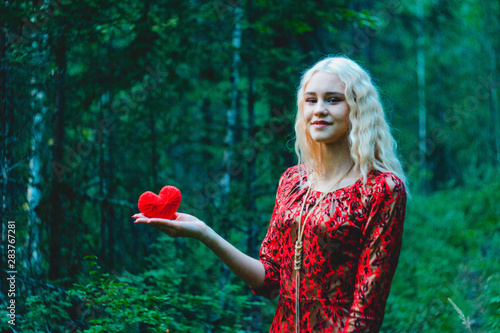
[132,212,207,240]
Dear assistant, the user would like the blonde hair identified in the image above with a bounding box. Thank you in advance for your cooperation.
[294,55,408,191]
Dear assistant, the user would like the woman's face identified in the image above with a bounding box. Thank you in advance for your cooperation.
[303,71,350,145]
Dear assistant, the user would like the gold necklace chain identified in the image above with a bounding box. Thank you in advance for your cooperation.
[294,163,354,333]
[294,163,355,271]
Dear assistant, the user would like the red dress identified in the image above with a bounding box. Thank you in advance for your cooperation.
[253,165,406,333]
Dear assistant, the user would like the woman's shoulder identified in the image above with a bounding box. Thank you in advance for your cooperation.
[365,170,406,196]
[276,164,306,185]
[275,165,306,197]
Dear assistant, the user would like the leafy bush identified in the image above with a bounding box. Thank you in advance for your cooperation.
[12,252,265,332]
[382,175,500,332]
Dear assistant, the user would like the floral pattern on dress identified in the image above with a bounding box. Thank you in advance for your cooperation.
[253,165,406,333]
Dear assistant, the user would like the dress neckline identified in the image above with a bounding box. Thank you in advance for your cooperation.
[300,167,373,195]
[305,177,363,196]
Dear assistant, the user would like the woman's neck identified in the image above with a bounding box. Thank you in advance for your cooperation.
[312,139,359,192]
[319,139,353,178]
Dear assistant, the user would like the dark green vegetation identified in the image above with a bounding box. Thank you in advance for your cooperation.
[1,0,498,331]
[384,178,500,333]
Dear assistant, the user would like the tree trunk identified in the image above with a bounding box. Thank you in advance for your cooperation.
[247,66,257,250]
[26,97,47,278]
[416,4,427,192]
[429,0,448,189]
[221,6,243,200]
[143,105,159,256]
[245,0,257,259]
[99,134,108,266]
[217,6,244,323]
[149,108,159,189]
[485,1,500,167]
[98,92,115,269]
[49,30,67,280]
[0,25,11,286]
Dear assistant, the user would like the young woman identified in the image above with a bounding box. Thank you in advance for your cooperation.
[133,56,407,333]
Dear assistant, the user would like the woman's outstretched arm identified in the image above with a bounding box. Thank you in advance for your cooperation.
[132,212,266,291]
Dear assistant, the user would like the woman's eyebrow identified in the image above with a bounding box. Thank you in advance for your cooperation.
[304,91,345,96]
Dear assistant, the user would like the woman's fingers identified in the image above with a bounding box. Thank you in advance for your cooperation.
[132,212,206,239]
[133,217,150,223]
[134,217,172,224]
[132,212,197,223]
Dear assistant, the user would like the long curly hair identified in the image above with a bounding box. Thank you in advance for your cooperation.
[294,55,408,190]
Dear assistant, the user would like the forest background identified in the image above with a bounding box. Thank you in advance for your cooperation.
[1,0,499,332]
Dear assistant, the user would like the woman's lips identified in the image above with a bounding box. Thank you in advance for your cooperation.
[311,120,332,128]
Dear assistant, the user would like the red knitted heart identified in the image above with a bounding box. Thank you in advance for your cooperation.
[137,186,181,220]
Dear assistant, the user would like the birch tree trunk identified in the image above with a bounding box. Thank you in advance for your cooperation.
[216,5,244,321]
[221,6,243,200]
[416,4,427,192]
[245,0,257,259]
[98,91,115,268]
[26,95,47,278]
[429,0,447,188]
[0,26,10,282]
[143,105,159,255]
[149,108,159,189]
[49,30,67,280]
[484,1,500,167]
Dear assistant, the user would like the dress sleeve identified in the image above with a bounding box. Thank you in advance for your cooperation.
[251,169,291,299]
[342,174,407,333]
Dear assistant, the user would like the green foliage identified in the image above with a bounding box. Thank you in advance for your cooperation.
[2,0,499,332]
[382,172,500,333]
[16,292,72,332]
[14,255,170,332]
[67,256,173,332]
[14,254,266,332]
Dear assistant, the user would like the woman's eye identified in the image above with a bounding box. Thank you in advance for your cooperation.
[327,98,340,103]
[305,98,316,103]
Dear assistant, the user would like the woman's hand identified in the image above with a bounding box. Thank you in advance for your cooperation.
[133,212,266,290]
[132,212,207,240]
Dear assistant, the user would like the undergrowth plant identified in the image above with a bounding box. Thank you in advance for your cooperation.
[381,174,500,333]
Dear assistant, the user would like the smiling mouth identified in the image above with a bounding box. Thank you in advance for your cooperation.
[311,120,333,128]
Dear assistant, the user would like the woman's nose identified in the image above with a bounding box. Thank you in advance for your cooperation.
[313,100,328,115]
